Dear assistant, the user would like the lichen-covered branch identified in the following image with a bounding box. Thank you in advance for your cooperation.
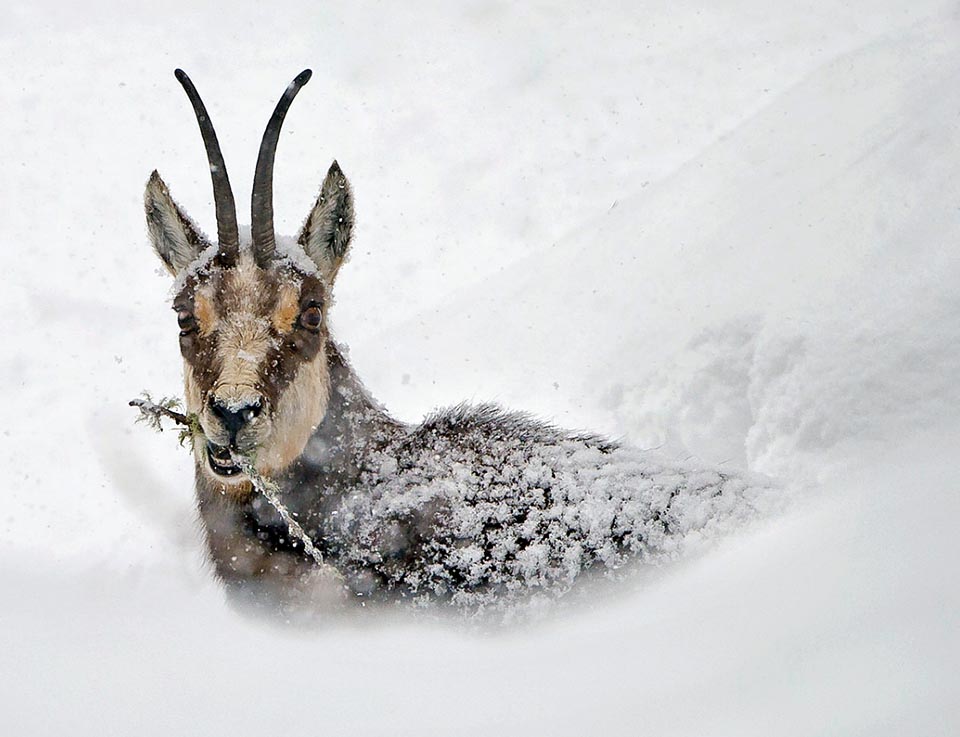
[130,391,335,574]
[233,454,334,571]
[129,393,191,428]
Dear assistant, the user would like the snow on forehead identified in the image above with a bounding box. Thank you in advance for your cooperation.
[169,234,319,297]
[275,233,321,277]
[170,242,220,297]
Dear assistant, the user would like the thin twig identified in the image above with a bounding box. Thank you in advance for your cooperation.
[130,391,340,579]
[233,454,336,572]
[129,395,191,428]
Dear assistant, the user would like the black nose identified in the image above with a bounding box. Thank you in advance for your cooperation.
[209,398,262,445]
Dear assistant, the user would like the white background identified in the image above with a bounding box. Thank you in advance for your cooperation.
[1,2,958,734]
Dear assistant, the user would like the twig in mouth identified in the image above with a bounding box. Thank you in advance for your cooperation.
[232,453,335,571]
[129,394,191,428]
[130,391,340,578]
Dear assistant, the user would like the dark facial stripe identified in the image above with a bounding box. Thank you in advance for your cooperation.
[175,267,326,409]
[261,275,326,407]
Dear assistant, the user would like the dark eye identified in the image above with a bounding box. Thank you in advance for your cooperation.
[299,304,323,331]
[177,309,197,335]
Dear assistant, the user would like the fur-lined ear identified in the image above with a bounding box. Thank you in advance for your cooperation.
[297,160,354,283]
[144,170,210,276]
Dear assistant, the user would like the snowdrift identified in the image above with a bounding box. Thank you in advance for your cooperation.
[1,1,958,735]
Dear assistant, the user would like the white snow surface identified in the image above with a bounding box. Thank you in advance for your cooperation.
[2,1,959,734]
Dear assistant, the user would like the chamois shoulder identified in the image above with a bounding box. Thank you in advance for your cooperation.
[412,401,618,452]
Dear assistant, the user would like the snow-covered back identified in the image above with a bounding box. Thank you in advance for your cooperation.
[294,403,777,615]
[1,1,958,734]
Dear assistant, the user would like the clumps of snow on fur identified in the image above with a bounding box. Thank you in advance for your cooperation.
[170,241,221,296]
[312,403,775,616]
[274,233,322,278]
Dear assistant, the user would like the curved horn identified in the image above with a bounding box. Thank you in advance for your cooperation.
[174,69,239,264]
[251,69,313,266]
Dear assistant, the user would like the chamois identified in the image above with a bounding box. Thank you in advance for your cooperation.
[145,70,767,616]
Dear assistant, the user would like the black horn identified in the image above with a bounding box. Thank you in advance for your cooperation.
[174,69,240,264]
[250,69,313,266]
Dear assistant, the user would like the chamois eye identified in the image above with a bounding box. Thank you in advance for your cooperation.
[300,304,322,331]
[177,309,197,334]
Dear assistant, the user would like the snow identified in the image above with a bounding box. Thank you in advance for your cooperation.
[2,0,959,734]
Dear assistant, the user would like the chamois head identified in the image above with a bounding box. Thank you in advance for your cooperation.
[145,70,353,491]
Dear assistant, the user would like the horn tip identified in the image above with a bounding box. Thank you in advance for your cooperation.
[297,69,313,86]
[174,68,187,81]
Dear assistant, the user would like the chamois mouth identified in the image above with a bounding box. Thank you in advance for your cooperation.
[206,441,242,477]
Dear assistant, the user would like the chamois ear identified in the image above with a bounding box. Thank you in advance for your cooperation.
[144,170,211,276]
[297,160,354,283]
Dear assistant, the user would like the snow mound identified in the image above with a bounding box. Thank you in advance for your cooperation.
[0,0,958,734]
